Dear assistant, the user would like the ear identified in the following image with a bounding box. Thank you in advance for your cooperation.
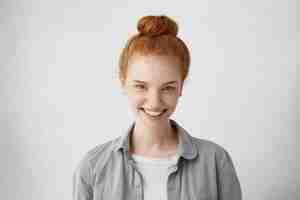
[178,83,183,97]
[179,91,182,97]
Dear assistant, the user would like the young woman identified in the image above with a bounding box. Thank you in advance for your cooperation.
[73,15,242,200]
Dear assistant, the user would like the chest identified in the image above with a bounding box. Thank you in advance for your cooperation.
[92,160,218,200]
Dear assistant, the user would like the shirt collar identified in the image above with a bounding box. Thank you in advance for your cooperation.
[113,118,198,160]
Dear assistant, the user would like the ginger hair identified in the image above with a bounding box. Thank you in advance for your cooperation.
[118,15,191,86]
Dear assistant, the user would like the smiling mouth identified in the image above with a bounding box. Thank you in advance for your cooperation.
[140,108,168,118]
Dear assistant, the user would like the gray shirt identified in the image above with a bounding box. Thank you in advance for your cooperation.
[73,119,242,200]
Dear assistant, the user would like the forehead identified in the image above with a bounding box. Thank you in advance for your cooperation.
[127,54,182,84]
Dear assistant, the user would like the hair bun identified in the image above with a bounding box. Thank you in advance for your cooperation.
[137,15,178,37]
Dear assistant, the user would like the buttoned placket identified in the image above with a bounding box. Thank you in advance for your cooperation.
[125,150,144,200]
[166,157,184,200]
[133,164,143,200]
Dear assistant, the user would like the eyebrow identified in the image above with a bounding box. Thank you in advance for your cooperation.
[133,80,178,85]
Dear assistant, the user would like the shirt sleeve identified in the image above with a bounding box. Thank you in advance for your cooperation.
[217,149,242,200]
[73,156,94,200]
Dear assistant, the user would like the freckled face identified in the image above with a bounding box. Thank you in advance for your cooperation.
[122,54,183,126]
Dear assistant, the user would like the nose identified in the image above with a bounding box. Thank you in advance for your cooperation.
[145,90,163,110]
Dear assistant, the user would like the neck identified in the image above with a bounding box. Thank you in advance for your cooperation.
[129,119,178,157]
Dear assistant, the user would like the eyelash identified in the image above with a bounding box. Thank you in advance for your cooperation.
[134,85,175,91]
[162,86,175,91]
[134,85,146,90]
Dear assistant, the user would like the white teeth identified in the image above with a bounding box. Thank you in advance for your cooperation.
[144,109,165,117]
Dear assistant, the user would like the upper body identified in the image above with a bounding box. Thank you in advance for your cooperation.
[73,119,242,200]
[73,15,242,200]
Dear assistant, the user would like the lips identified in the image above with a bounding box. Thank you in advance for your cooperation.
[140,108,168,118]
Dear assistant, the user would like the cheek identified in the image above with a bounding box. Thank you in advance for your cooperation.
[161,94,180,107]
[168,98,179,108]
[128,94,144,108]
[127,92,180,109]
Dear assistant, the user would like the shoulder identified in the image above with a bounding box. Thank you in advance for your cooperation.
[73,137,121,181]
[190,136,234,168]
[191,136,227,154]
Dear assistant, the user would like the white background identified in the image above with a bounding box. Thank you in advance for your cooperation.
[1,0,299,199]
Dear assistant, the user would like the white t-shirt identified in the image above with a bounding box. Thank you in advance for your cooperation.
[131,153,179,200]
